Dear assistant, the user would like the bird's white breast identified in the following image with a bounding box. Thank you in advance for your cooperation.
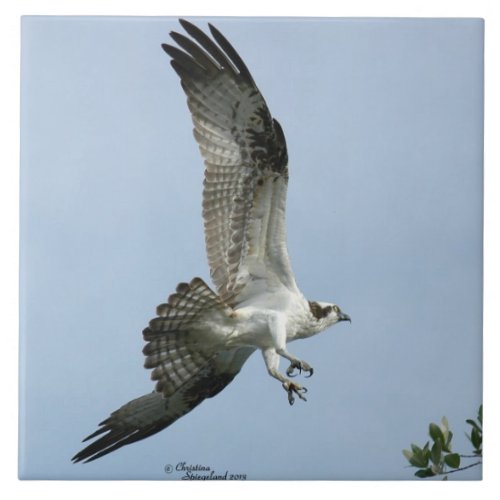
[225,288,313,349]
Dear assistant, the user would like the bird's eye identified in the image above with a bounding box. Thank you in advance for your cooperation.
[333,305,340,313]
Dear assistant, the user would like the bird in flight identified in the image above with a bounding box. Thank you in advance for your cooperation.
[72,19,350,464]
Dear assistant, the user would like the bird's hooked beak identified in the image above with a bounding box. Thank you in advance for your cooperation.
[338,312,351,323]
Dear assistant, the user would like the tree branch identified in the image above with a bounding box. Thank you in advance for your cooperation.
[443,461,482,475]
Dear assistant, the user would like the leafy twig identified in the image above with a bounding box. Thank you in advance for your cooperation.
[402,405,482,479]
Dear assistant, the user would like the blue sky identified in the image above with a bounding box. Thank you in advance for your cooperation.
[19,16,483,480]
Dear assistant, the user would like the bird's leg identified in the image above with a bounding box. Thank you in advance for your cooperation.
[267,312,314,379]
[262,348,308,405]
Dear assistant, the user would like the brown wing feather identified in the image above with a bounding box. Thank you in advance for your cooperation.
[72,347,254,463]
[163,20,291,303]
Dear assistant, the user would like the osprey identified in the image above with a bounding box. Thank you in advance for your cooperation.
[72,19,350,464]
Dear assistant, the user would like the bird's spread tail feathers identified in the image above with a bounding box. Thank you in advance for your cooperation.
[73,277,254,463]
[142,277,232,397]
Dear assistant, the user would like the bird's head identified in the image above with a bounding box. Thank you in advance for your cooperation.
[308,301,351,328]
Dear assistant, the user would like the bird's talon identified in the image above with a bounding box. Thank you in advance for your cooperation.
[283,381,308,404]
[286,360,313,379]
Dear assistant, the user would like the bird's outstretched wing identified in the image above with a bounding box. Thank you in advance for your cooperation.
[72,349,253,463]
[162,20,298,304]
[73,278,255,463]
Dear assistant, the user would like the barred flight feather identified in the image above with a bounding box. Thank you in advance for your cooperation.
[162,19,296,302]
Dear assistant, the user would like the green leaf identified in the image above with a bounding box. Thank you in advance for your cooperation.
[429,423,444,443]
[478,405,483,425]
[415,468,435,478]
[466,419,481,433]
[409,454,429,468]
[444,453,460,469]
[408,443,431,468]
[423,444,431,462]
[402,449,413,462]
[443,430,453,453]
[471,428,482,450]
[431,440,442,466]
[440,416,450,441]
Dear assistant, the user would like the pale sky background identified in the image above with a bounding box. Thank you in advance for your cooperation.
[19,16,483,480]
